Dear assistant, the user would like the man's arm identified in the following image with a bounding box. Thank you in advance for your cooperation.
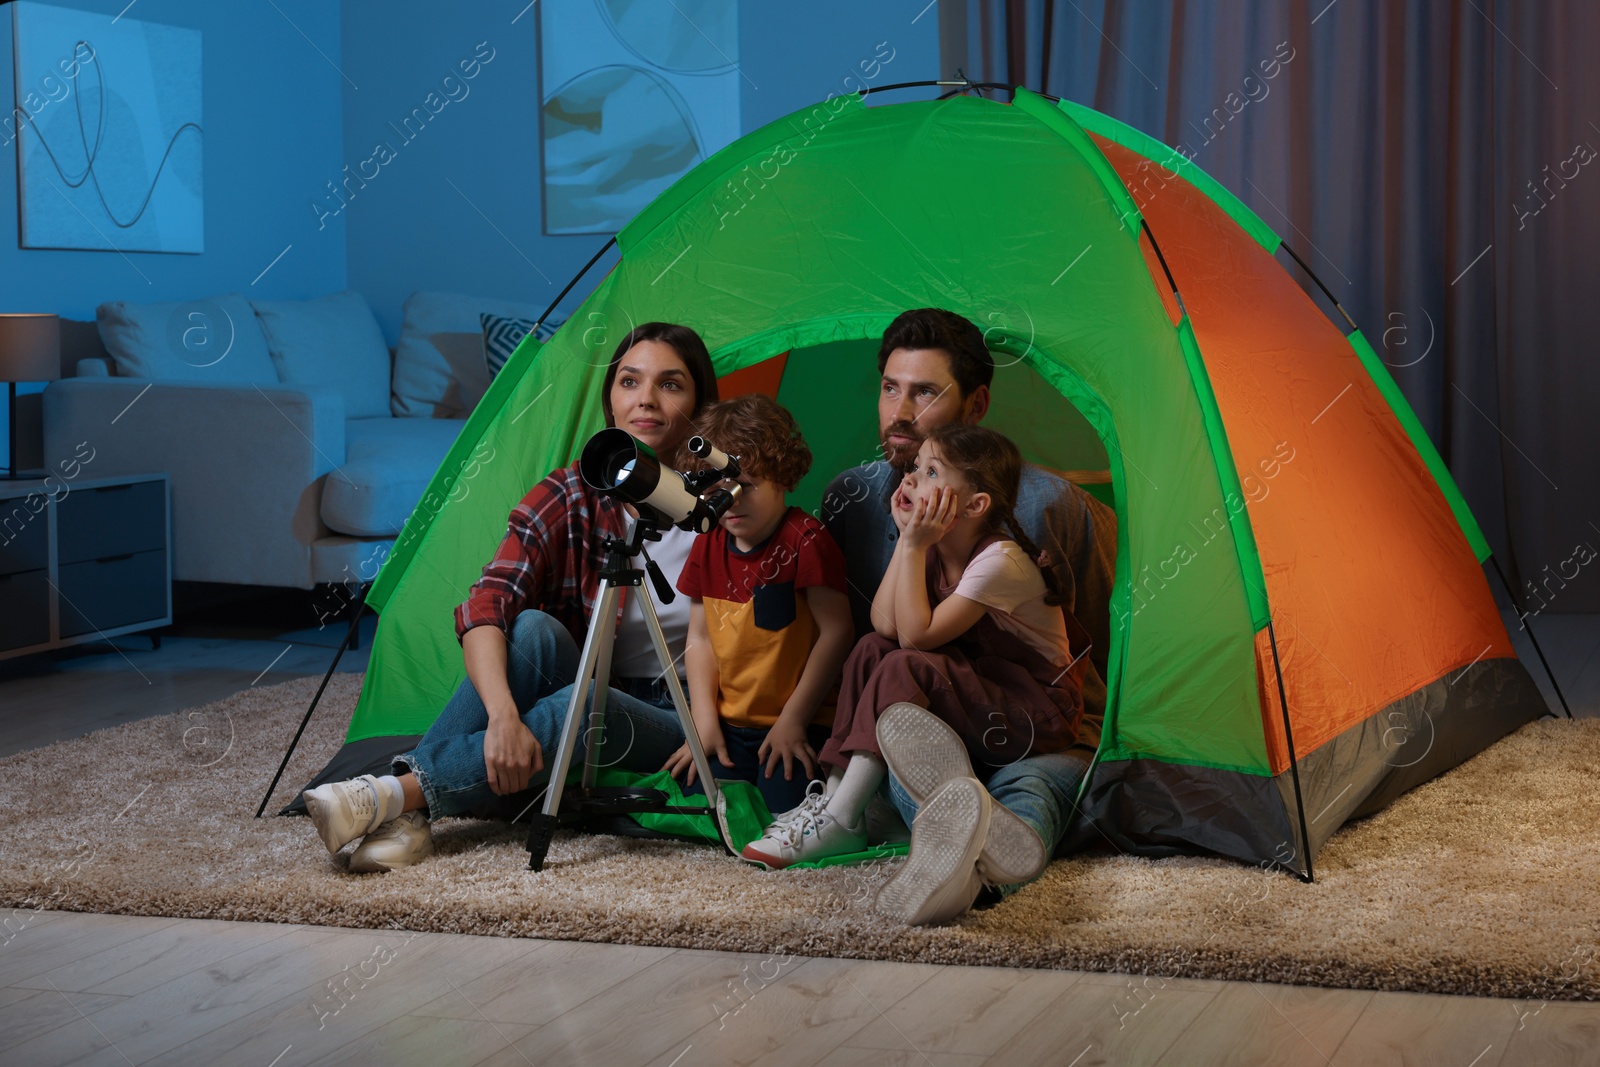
[1019,467,1117,681]
[821,463,899,641]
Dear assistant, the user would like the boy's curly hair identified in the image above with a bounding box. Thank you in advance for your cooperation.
[688,393,812,490]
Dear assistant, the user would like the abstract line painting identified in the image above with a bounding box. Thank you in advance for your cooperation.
[539,0,740,235]
[11,2,203,253]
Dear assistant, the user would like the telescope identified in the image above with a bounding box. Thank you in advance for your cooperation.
[527,426,749,870]
[579,428,741,534]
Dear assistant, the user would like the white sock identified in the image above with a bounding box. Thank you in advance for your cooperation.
[823,755,883,829]
[369,774,405,828]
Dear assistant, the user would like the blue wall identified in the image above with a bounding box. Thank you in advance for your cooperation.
[0,0,347,468]
[0,0,347,317]
[0,1,938,465]
[339,0,940,343]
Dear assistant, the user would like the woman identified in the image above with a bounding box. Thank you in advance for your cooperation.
[303,323,720,870]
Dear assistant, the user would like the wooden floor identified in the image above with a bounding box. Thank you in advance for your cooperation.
[2,587,1598,1066]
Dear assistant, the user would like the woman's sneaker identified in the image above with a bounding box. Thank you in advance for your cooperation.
[874,777,988,925]
[741,806,866,870]
[349,812,433,873]
[876,703,1048,885]
[303,775,396,855]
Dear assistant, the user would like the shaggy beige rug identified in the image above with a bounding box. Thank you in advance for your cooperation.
[1,674,1595,1001]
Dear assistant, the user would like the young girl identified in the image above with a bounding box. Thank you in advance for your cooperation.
[741,424,1087,873]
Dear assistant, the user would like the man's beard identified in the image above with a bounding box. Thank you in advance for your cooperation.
[879,420,922,472]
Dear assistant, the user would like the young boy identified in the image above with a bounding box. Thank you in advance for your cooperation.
[661,394,855,824]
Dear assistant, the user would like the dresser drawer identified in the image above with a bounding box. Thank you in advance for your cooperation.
[0,500,50,575]
[0,569,51,651]
[58,549,168,638]
[56,480,166,565]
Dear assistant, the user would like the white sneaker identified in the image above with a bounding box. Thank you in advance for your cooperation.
[741,805,867,870]
[349,812,433,873]
[876,703,1048,884]
[761,780,828,835]
[303,775,388,855]
[874,777,988,925]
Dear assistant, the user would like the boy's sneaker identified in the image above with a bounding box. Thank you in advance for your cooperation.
[303,775,390,855]
[761,780,828,835]
[741,806,866,870]
[349,812,433,873]
[874,777,988,925]
[876,703,1048,885]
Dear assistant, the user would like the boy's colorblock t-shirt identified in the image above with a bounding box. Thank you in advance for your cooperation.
[677,507,847,729]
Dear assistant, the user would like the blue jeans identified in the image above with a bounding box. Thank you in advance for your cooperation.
[681,723,834,814]
[886,746,1095,894]
[395,610,686,818]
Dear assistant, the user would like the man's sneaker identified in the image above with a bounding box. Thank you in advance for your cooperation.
[876,703,1048,885]
[741,806,867,870]
[349,812,433,873]
[874,777,988,925]
[303,775,388,855]
[761,780,828,835]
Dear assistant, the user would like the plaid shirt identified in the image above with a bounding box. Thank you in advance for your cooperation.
[454,463,629,646]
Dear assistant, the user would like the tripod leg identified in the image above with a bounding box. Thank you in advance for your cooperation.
[581,612,617,791]
[528,583,620,870]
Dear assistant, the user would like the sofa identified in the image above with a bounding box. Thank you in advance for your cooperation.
[42,290,555,591]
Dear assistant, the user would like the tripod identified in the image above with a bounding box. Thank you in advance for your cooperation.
[525,517,730,870]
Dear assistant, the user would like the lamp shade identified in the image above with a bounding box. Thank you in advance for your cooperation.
[0,313,61,382]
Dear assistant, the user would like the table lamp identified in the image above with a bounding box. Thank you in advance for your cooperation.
[0,313,60,479]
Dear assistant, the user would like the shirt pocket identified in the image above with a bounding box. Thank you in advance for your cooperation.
[751,581,797,632]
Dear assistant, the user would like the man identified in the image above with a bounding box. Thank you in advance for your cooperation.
[820,307,1117,922]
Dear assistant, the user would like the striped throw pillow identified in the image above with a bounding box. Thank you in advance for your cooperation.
[481,312,562,379]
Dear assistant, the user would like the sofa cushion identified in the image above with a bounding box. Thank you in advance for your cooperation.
[251,291,392,419]
[96,293,279,382]
[320,416,467,537]
[481,312,561,379]
[392,291,553,419]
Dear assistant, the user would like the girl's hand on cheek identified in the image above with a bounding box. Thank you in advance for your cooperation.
[903,487,956,550]
[891,488,913,532]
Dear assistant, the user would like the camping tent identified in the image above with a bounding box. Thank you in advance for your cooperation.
[315,87,1548,878]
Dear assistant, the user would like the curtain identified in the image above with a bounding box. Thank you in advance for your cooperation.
[956,0,1600,614]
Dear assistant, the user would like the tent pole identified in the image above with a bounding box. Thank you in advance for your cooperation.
[533,237,617,331]
[1278,242,1358,331]
[1282,241,1574,722]
[255,582,370,818]
[1489,556,1573,718]
[1266,619,1315,882]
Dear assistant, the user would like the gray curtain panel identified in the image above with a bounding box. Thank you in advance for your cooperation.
[952,0,1599,613]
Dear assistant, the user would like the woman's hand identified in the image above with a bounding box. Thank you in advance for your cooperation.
[663,725,733,787]
[759,717,818,782]
[484,717,542,795]
[902,486,959,551]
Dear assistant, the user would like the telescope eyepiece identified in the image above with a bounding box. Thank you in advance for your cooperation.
[686,436,741,480]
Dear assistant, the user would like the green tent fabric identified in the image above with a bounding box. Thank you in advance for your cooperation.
[308,87,1545,878]
[360,90,1253,765]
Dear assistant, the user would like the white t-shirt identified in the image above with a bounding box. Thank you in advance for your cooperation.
[952,540,1073,668]
[612,519,695,680]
